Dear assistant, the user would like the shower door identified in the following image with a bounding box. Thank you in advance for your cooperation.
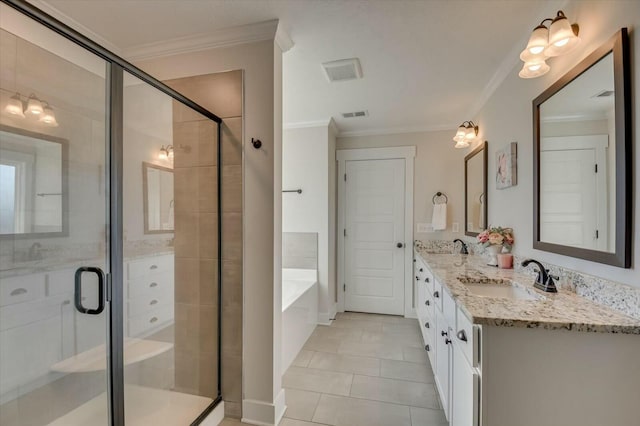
[0,3,112,425]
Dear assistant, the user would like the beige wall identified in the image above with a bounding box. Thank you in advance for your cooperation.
[469,0,640,288]
[337,130,467,242]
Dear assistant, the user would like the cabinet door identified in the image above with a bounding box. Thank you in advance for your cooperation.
[452,343,479,426]
[434,309,451,418]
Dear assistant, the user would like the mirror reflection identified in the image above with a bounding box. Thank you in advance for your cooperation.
[0,126,66,236]
[539,52,615,252]
[142,162,174,233]
[465,141,487,236]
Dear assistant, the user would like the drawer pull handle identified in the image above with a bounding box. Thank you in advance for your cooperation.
[424,322,430,329]
[457,330,468,342]
[150,299,158,305]
[433,291,440,298]
[150,282,158,288]
[425,277,430,283]
[425,344,430,352]
[10,288,27,296]
[419,268,424,272]
[425,300,430,306]
[441,330,448,337]
[150,265,158,270]
[150,317,158,323]
[445,338,452,345]
[416,276,419,281]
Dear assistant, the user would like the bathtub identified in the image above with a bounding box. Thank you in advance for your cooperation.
[282,268,318,372]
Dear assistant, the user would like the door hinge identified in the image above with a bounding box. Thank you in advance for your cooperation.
[595,164,598,173]
[344,173,347,181]
[595,229,599,239]
[343,283,346,292]
[344,228,347,237]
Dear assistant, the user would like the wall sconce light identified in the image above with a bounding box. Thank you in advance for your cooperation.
[159,145,174,160]
[453,121,478,149]
[519,10,580,79]
[4,92,59,126]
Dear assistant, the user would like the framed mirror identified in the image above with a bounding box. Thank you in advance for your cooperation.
[0,125,68,239]
[465,141,487,237]
[142,162,174,234]
[533,28,631,268]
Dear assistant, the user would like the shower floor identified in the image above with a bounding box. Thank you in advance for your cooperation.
[47,385,212,426]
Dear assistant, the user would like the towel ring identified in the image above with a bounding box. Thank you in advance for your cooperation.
[479,193,484,204]
[432,192,448,205]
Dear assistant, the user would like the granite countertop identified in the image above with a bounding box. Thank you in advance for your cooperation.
[415,248,640,335]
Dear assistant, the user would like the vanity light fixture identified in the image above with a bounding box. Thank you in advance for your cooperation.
[519,10,580,79]
[39,103,58,127]
[25,94,44,116]
[158,145,174,160]
[4,92,25,118]
[453,121,478,149]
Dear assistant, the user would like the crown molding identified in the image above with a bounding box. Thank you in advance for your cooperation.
[337,123,457,138]
[275,24,294,53]
[328,118,339,136]
[29,0,123,55]
[284,119,333,130]
[124,19,280,61]
[464,0,569,119]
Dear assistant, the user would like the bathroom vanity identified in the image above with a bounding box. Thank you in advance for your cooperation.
[414,246,640,426]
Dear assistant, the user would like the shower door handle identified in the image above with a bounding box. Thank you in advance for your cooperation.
[75,267,106,315]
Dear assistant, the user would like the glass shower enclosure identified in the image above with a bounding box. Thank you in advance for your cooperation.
[0,1,222,425]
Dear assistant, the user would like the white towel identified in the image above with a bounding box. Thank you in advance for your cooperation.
[432,203,447,231]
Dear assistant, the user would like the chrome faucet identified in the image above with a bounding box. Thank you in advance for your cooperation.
[521,259,558,293]
[453,239,469,255]
[28,242,43,261]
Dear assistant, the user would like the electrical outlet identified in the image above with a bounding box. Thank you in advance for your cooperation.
[452,222,459,233]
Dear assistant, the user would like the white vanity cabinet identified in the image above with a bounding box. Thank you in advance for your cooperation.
[125,253,174,338]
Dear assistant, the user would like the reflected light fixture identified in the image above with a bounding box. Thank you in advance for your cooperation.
[25,94,44,116]
[452,121,478,149]
[5,92,25,118]
[159,145,174,160]
[39,103,58,127]
[519,10,580,79]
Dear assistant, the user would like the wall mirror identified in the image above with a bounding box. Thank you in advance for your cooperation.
[0,125,68,238]
[533,28,631,267]
[465,141,487,236]
[143,162,174,234]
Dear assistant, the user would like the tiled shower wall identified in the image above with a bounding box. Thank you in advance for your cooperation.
[165,71,244,417]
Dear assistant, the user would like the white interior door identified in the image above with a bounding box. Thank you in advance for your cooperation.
[540,149,598,249]
[344,159,405,315]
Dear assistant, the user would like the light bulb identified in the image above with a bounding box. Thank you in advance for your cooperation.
[5,93,25,118]
[25,95,44,116]
[158,146,168,160]
[519,60,550,79]
[554,38,570,47]
[529,46,545,55]
[454,140,470,149]
[524,24,549,57]
[546,11,580,57]
[39,104,58,127]
[168,147,174,159]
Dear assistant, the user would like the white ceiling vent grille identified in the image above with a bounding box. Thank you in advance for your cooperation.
[592,89,615,98]
[342,110,368,119]
[322,58,363,82]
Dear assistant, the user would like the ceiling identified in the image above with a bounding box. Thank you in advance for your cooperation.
[32,0,560,136]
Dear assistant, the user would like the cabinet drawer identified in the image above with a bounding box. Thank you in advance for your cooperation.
[47,268,75,296]
[443,289,456,329]
[0,274,45,307]
[128,292,174,317]
[127,273,173,299]
[127,254,174,280]
[128,304,174,337]
[456,307,479,367]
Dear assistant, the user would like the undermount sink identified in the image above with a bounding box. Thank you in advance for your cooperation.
[464,282,541,301]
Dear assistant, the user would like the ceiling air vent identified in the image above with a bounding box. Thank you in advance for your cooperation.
[592,89,615,98]
[322,58,363,82]
[342,110,368,119]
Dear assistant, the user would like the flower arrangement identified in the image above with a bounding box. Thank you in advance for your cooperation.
[477,226,514,252]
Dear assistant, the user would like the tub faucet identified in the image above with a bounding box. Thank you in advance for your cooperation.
[453,239,469,255]
[521,259,558,293]
[28,242,43,261]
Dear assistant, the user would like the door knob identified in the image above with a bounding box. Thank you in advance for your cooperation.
[397,242,404,248]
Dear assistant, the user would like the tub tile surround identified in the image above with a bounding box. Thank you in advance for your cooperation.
[283,232,319,269]
[416,239,640,322]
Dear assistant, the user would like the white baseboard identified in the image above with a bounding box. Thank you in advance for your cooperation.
[405,308,417,319]
[241,389,287,426]
[318,311,334,326]
[199,401,224,426]
[329,302,338,320]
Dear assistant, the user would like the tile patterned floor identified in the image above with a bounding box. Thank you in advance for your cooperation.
[221,312,447,426]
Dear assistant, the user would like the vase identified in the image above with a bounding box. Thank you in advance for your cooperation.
[485,245,503,267]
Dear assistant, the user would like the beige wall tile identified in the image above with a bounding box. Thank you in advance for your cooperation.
[175,258,200,304]
[198,212,219,259]
[222,165,242,213]
[174,350,200,394]
[221,212,242,261]
[198,166,218,213]
[199,259,219,306]
[221,117,242,166]
[199,304,218,354]
[198,120,218,166]
[222,352,243,402]
[173,121,201,168]
[199,351,219,398]
[166,70,243,119]
[222,305,242,355]
[221,260,242,308]
[174,209,199,258]
[174,167,198,212]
